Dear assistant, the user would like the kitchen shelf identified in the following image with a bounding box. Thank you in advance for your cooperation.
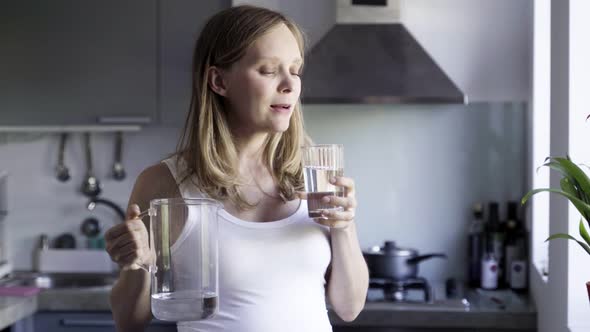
[0,125,142,133]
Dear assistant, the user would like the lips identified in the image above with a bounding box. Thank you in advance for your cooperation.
[270,104,292,113]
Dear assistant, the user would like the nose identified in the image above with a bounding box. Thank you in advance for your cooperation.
[277,71,297,94]
[279,85,292,94]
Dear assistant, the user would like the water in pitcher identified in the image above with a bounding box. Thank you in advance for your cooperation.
[151,290,218,321]
[303,166,344,218]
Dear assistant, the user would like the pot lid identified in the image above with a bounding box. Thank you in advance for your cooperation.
[367,241,417,257]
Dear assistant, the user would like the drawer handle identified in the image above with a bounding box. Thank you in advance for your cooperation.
[60,318,115,327]
[97,116,152,124]
[59,318,175,327]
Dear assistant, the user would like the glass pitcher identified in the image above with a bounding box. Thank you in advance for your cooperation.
[137,197,222,322]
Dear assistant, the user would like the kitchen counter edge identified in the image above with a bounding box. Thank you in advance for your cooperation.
[0,287,536,330]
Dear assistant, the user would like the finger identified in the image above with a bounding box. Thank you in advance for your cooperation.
[331,176,355,195]
[106,232,136,254]
[320,209,355,221]
[104,221,137,242]
[119,247,154,268]
[104,224,127,242]
[321,195,356,210]
[114,241,142,260]
[127,204,141,219]
[104,219,146,241]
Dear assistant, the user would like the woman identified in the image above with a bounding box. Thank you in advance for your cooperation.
[105,5,368,332]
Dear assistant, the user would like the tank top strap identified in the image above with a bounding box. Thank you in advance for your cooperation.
[161,156,204,198]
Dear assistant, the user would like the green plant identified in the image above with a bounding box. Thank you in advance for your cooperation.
[522,156,590,254]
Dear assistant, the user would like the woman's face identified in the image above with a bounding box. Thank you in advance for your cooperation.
[221,23,302,136]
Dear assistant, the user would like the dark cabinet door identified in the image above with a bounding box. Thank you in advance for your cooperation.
[33,312,177,332]
[158,0,229,127]
[0,1,157,126]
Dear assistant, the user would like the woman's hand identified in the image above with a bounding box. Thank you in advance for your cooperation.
[105,204,153,270]
[299,176,357,229]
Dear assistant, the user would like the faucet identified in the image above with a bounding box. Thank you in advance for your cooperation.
[87,197,126,221]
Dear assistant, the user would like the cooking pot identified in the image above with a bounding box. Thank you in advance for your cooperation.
[363,241,446,280]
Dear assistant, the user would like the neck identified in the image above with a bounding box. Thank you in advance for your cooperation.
[233,131,269,174]
[232,131,285,202]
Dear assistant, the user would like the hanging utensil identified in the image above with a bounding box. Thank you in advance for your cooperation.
[81,132,102,197]
[81,217,101,238]
[111,131,126,181]
[55,133,70,182]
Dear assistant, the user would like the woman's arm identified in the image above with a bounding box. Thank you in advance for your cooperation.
[110,267,153,332]
[327,222,369,322]
[109,169,154,332]
[306,176,369,322]
[108,164,180,331]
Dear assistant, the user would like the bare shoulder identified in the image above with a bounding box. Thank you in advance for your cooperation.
[128,163,180,211]
[139,163,176,185]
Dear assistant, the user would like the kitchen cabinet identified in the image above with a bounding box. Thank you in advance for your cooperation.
[31,312,176,332]
[334,328,534,332]
[0,1,157,126]
[0,0,230,129]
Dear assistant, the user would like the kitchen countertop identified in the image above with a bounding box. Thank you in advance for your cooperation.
[0,286,536,330]
[0,294,37,330]
[329,288,536,330]
[330,300,536,330]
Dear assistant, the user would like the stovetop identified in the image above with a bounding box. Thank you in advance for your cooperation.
[365,277,471,311]
[368,277,433,303]
[366,277,471,310]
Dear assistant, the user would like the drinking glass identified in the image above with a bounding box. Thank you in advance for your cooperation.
[301,144,345,218]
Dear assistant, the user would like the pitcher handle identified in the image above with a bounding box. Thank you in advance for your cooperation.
[121,207,157,274]
[137,208,156,220]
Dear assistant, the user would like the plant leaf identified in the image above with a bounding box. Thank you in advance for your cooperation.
[542,157,576,180]
[579,218,590,248]
[546,233,590,255]
[529,157,590,222]
[552,157,590,204]
[561,177,590,221]
[543,159,581,197]
[522,188,590,213]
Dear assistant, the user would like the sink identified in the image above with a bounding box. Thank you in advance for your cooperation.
[0,272,117,289]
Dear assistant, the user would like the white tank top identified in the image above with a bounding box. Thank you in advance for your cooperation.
[162,157,333,332]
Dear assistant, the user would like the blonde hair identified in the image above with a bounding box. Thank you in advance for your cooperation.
[175,5,310,210]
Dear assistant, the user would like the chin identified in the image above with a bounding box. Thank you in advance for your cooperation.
[270,125,290,133]
[268,120,291,133]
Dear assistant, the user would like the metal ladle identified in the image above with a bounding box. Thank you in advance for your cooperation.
[55,133,70,182]
[111,131,126,181]
[81,132,102,197]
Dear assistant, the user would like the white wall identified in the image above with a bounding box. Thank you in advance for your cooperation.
[402,0,532,102]
[305,103,526,283]
[0,103,526,285]
[528,2,556,332]
[528,0,569,331]
[0,128,181,269]
[566,0,590,330]
[529,0,590,331]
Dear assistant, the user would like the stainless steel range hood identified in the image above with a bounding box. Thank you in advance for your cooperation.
[301,1,467,104]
